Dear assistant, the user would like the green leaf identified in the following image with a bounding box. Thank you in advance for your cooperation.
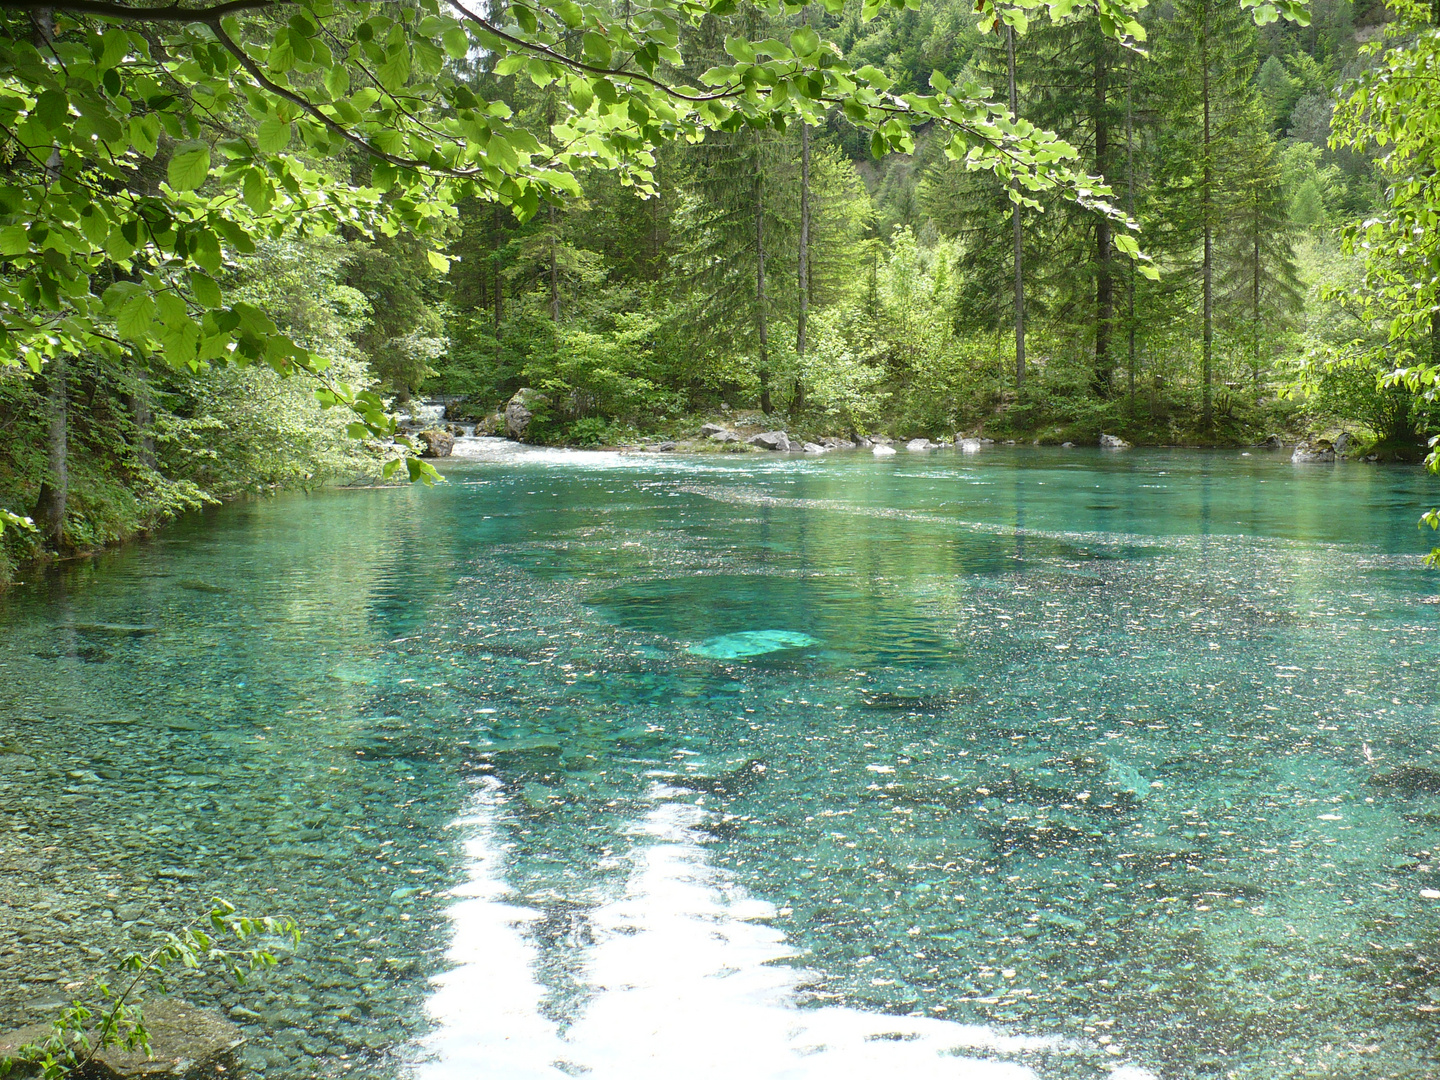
[443,26,470,59]
[725,37,755,63]
[131,113,161,157]
[554,0,583,27]
[116,293,154,340]
[426,249,450,272]
[257,117,293,152]
[167,142,211,191]
[98,28,129,70]
[377,46,412,91]
[324,64,350,100]
[242,169,271,213]
[790,27,820,57]
[583,32,612,66]
[570,78,594,114]
[34,89,68,131]
[0,226,28,256]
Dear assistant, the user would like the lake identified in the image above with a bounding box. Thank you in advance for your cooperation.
[1,440,1438,1080]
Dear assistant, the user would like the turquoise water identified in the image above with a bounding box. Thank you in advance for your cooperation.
[2,442,1439,1079]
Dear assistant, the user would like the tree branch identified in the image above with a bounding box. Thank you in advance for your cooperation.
[0,0,283,20]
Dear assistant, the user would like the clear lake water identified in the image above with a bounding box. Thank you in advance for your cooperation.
[2,439,1439,1080]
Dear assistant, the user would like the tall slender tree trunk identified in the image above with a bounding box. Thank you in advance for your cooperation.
[129,369,155,471]
[33,354,67,546]
[1252,196,1262,387]
[792,119,810,417]
[492,203,505,329]
[1201,1,1214,431]
[1432,0,1440,370]
[1008,23,1025,388]
[755,168,772,415]
[1093,43,1114,398]
[1126,53,1137,412]
[547,203,561,322]
[32,5,66,545]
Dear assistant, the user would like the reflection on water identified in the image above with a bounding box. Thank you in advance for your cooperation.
[423,786,1093,1080]
[0,445,1437,1080]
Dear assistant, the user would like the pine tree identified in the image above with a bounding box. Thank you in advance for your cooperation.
[1216,102,1303,388]
[1159,0,1258,428]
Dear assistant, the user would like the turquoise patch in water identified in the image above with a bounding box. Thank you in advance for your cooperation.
[687,629,819,659]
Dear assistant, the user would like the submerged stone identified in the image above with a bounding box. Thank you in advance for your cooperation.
[687,630,819,659]
[0,999,243,1080]
[1370,766,1440,795]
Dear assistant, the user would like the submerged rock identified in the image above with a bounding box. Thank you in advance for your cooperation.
[1291,440,1335,463]
[175,580,229,594]
[72,623,158,636]
[1099,433,1131,449]
[670,757,769,796]
[980,751,1149,814]
[746,431,791,452]
[1370,766,1440,795]
[417,429,454,458]
[687,630,819,659]
[957,437,982,453]
[0,999,243,1080]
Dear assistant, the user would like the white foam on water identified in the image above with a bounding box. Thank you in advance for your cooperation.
[417,791,1123,1080]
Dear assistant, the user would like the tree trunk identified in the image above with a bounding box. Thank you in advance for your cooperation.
[792,118,810,417]
[1253,197,1263,388]
[33,353,67,547]
[492,203,504,329]
[755,168,772,415]
[1126,52,1137,412]
[129,368,155,471]
[1093,42,1113,398]
[1201,0,1214,431]
[547,202,560,322]
[31,5,66,545]
[1008,23,1025,388]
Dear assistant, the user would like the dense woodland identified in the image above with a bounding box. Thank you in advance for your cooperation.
[1,0,1438,585]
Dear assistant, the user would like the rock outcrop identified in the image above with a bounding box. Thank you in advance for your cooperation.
[747,430,791,451]
[906,438,933,452]
[0,999,244,1080]
[1291,440,1335,463]
[503,388,548,441]
[873,443,897,457]
[417,429,454,458]
[1099,433,1131,449]
[957,437,982,453]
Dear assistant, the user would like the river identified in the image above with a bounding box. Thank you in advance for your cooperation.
[1,440,1437,1080]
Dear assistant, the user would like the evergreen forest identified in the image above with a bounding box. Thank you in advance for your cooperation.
[1,0,1438,580]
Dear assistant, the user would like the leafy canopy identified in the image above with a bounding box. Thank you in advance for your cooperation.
[0,0,1312,484]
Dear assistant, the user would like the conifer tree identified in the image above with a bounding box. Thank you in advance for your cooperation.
[1216,103,1303,388]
